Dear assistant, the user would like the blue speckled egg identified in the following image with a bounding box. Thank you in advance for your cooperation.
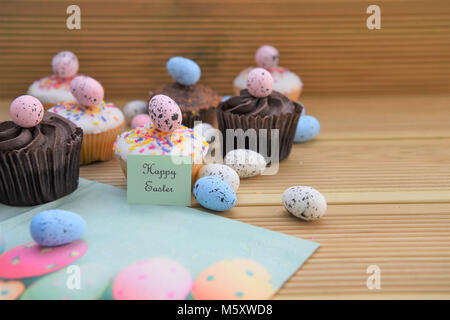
[193,176,237,212]
[30,210,86,247]
[294,115,320,143]
[166,57,201,86]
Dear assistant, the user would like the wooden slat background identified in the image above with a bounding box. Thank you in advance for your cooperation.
[1,0,450,102]
[1,0,450,299]
[2,93,450,299]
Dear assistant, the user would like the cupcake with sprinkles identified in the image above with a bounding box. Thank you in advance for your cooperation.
[149,57,222,128]
[233,45,303,101]
[48,75,125,165]
[114,94,209,182]
[27,51,79,110]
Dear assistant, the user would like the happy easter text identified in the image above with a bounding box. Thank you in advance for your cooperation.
[142,163,176,193]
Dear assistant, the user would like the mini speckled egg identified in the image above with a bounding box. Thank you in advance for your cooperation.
[52,51,79,79]
[282,186,327,221]
[131,114,152,128]
[255,45,279,70]
[149,94,182,132]
[224,149,266,178]
[294,115,320,143]
[0,280,25,300]
[10,95,44,128]
[70,75,104,107]
[193,122,216,143]
[166,57,201,86]
[194,176,237,212]
[123,100,148,124]
[246,68,274,98]
[112,258,192,300]
[0,240,87,279]
[30,210,86,247]
[192,258,274,300]
[21,263,112,300]
[197,164,240,192]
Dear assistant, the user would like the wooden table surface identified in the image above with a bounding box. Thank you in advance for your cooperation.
[1,94,449,299]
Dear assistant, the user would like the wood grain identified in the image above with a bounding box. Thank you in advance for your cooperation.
[1,0,450,101]
[1,94,449,298]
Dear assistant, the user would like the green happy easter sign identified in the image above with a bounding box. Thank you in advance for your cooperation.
[127,155,192,206]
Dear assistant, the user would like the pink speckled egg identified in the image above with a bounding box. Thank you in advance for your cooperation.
[246,68,274,98]
[112,258,193,300]
[10,95,44,128]
[192,258,274,300]
[148,94,182,132]
[131,114,152,128]
[0,240,87,279]
[70,75,104,107]
[255,45,279,70]
[52,51,79,79]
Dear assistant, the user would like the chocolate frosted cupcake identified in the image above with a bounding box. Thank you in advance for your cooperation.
[217,68,302,162]
[150,57,221,128]
[0,95,83,206]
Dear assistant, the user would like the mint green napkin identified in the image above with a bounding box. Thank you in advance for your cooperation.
[0,178,319,298]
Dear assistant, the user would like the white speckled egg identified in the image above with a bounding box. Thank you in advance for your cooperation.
[123,100,148,124]
[282,186,327,221]
[224,149,266,178]
[197,164,240,192]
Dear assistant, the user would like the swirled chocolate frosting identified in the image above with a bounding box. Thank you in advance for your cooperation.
[0,112,83,206]
[221,89,296,117]
[0,113,81,152]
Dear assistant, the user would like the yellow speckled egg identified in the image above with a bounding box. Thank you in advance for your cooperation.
[192,258,274,300]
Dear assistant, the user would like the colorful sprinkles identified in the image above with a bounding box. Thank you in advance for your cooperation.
[50,101,122,125]
[115,124,208,159]
[36,75,73,91]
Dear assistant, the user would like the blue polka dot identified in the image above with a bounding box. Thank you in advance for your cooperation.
[1,290,9,295]
[246,270,254,276]
[207,275,214,281]
[235,291,244,297]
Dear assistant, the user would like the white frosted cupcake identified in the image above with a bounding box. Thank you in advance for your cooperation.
[233,45,303,101]
[114,94,209,183]
[48,75,125,165]
[27,51,79,109]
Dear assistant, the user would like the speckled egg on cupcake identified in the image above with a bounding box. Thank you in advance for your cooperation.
[27,51,79,110]
[48,75,125,165]
[114,94,209,183]
[0,95,83,206]
[149,57,221,128]
[218,69,303,162]
[233,45,303,101]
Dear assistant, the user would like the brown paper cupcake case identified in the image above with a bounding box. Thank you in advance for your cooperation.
[80,123,125,165]
[0,129,83,206]
[182,106,218,128]
[217,101,303,162]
